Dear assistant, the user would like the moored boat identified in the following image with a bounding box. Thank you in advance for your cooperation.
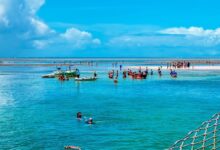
[53,70,65,77]
[65,70,77,77]
[75,77,97,81]
[41,73,55,78]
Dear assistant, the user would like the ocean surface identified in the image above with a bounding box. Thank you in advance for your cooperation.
[0,60,220,150]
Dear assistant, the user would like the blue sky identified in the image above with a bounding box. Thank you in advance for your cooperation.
[0,0,220,57]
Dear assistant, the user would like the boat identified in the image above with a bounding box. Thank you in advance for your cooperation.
[41,73,55,78]
[41,66,78,79]
[53,70,65,77]
[65,70,77,77]
[42,70,64,78]
[75,77,97,81]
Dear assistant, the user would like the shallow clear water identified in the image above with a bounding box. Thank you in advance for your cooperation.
[0,65,220,150]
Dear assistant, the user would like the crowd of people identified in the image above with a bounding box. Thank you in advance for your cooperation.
[168,61,191,69]
[108,66,178,83]
[55,64,178,84]
[108,67,177,80]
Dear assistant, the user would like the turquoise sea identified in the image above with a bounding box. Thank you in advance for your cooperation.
[0,60,220,150]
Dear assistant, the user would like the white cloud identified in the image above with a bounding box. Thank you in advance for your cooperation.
[108,35,187,48]
[61,28,92,41]
[160,26,220,36]
[0,0,101,51]
[0,0,9,26]
[60,28,101,48]
[30,18,53,35]
[25,0,45,14]
[0,0,53,36]
[33,40,50,49]
[159,26,220,47]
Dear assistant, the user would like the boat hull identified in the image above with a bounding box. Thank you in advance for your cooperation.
[75,77,97,81]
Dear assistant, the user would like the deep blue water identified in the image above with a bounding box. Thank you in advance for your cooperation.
[0,65,220,150]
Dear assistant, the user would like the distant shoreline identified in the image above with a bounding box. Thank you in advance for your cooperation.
[1,58,220,69]
[1,63,220,70]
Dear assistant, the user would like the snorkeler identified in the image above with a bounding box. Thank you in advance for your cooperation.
[85,118,94,124]
[76,112,82,120]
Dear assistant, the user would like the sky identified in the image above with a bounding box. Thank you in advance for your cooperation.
[0,0,220,57]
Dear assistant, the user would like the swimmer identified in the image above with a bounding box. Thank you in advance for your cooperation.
[86,117,94,124]
[76,112,82,120]
[64,146,81,150]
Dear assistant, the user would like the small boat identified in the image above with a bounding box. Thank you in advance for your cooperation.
[75,77,97,81]
[41,74,55,78]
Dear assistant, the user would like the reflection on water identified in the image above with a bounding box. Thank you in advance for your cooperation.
[0,77,14,107]
[0,92,14,107]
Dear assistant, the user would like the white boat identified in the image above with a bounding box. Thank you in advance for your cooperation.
[41,73,55,78]
[53,70,64,77]
[74,77,97,81]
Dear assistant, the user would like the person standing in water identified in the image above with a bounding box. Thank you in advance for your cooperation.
[94,71,97,78]
[150,69,153,75]
[120,65,122,71]
[145,67,149,76]
[116,70,119,77]
[139,67,142,73]
[76,68,80,78]
[158,67,162,76]
[123,70,127,78]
